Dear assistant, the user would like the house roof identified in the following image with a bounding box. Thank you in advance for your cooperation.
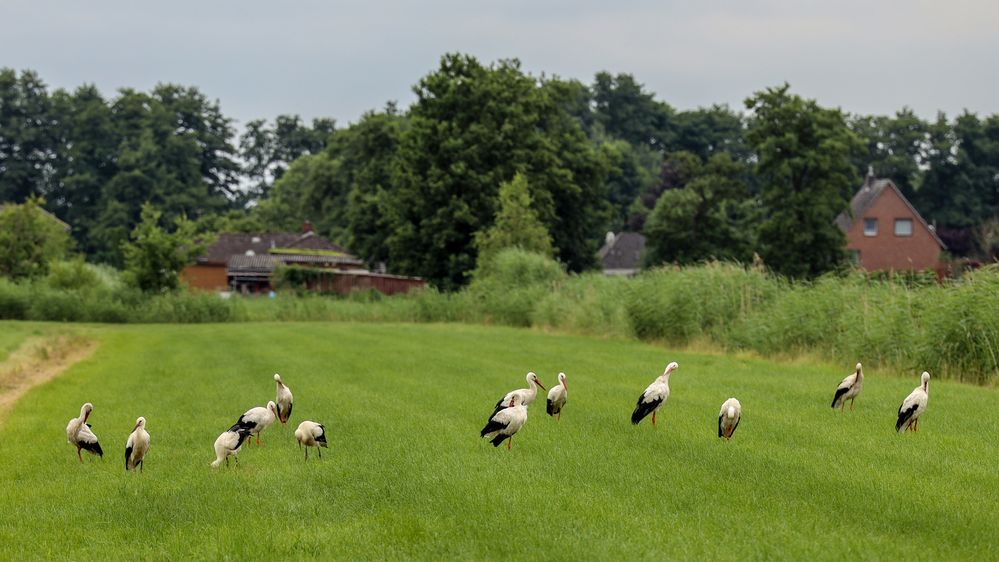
[835,176,946,250]
[199,232,362,265]
[598,232,647,271]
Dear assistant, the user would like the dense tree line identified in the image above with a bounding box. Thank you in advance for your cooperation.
[2,56,999,289]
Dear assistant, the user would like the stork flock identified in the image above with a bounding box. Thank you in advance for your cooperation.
[66,373,331,471]
[479,361,933,451]
[65,360,934,468]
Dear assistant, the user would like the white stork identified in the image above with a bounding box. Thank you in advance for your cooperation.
[481,394,528,450]
[66,402,103,462]
[124,416,150,472]
[211,425,252,468]
[294,420,328,460]
[831,363,864,412]
[491,372,545,416]
[234,401,278,446]
[546,372,568,420]
[896,371,930,433]
[274,373,294,425]
[631,361,679,427]
[718,398,742,440]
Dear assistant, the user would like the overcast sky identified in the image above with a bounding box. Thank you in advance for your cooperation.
[3,1,997,128]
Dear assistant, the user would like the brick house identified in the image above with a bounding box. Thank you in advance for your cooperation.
[182,226,364,293]
[181,223,424,295]
[835,172,946,272]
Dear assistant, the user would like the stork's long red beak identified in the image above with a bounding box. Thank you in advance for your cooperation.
[562,380,568,391]
[536,381,546,391]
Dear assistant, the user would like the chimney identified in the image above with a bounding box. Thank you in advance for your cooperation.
[302,220,313,234]
[864,165,875,187]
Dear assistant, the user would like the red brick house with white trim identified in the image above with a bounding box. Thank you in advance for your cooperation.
[835,172,946,272]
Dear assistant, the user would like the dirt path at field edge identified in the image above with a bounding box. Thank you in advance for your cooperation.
[0,335,98,426]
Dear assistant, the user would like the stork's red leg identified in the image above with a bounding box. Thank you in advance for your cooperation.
[508,436,512,450]
[850,398,855,412]
[77,447,83,463]
[652,411,657,427]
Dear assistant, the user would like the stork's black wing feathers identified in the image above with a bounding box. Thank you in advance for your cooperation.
[233,428,251,449]
[731,417,740,438]
[480,417,509,437]
[718,415,723,438]
[896,403,918,432]
[125,445,133,470]
[831,386,850,408]
[631,393,662,425]
[490,433,510,447]
[284,402,293,423]
[80,439,103,457]
[315,425,328,447]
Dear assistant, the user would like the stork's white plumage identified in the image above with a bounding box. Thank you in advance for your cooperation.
[896,371,930,433]
[274,373,294,425]
[234,401,278,446]
[124,416,150,472]
[294,420,328,461]
[211,425,252,468]
[66,402,103,462]
[481,394,528,450]
[492,372,546,415]
[831,363,864,412]
[718,398,742,440]
[546,372,568,420]
[631,362,678,427]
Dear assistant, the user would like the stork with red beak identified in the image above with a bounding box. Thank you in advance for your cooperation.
[491,372,545,416]
[481,394,529,450]
[546,372,568,420]
[66,402,103,462]
[631,362,678,427]
[233,401,279,446]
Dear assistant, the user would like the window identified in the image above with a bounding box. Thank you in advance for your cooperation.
[863,218,878,236]
[894,219,913,236]
[849,249,861,264]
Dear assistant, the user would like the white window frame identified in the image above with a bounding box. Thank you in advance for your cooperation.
[863,218,878,237]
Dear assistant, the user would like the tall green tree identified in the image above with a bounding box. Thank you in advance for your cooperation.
[121,203,204,293]
[239,115,336,202]
[0,69,56,202]
[745,84,862,278]
[386,54,609,289]
[643,152,754,265]
[915,112,999,255]
[591,72,674,150]
[850,108,929,198]
[0,197,69,279]
[474,173,553,267]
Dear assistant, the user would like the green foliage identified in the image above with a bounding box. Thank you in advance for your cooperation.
[0,197,69,279]
[121,203,205,293]
[474,173,553,270]
[746,84,863,278]
[643,152,755,265]
[386,54,609,289]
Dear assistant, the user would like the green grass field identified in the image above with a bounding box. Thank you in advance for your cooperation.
[0,322,996,560]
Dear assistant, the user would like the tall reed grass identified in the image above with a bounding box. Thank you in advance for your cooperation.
[1,251,996,384]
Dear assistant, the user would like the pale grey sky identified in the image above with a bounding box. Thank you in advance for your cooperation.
[3,0,997,127]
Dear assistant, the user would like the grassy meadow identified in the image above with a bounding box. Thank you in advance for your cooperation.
[0,321,997,560]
